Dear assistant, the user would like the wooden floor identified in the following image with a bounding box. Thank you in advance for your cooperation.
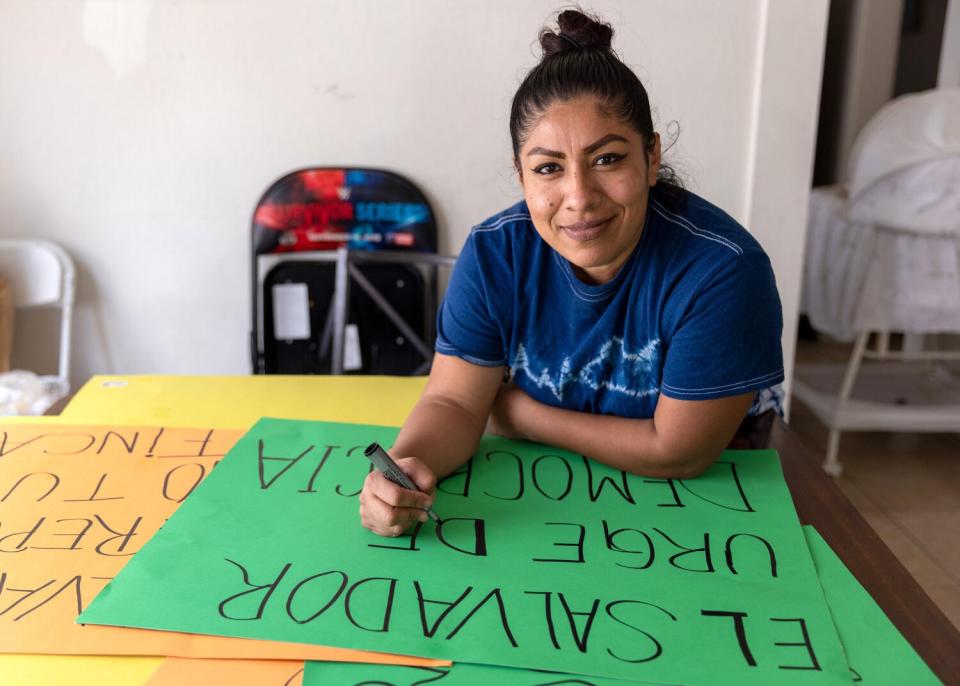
[789,337,960,632]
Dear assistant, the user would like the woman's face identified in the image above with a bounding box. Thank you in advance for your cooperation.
[517,96,660,284]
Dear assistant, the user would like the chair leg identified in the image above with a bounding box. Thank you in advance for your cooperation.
[823,429,843,477]
[330,247,350,375]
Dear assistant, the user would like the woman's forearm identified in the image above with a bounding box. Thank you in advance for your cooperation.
[390,392,488,478]
[512,398,682,476]
[499,386,753,478]
[389,354,506,478]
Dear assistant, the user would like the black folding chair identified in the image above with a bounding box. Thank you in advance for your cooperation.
[250,168,455,375]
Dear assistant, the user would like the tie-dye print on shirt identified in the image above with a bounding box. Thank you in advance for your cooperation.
[436,189,784,419]
[511,338,661,415]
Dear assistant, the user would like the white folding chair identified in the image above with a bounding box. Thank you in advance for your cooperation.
[0,239,76,392]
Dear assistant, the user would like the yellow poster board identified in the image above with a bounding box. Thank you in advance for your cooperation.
[60,375,426,429]
[1,654,161,686]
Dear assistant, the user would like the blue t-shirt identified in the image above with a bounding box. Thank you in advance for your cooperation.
[436,190,784,419]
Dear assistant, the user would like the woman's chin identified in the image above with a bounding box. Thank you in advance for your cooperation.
[567,255,621,284]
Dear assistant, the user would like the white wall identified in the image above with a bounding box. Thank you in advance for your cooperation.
[833,0,905,180]
[940,0,960,87]
[747,0,829,414]
[0,0,827,394]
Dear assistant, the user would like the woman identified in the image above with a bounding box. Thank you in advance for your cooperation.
[360,9,783,537]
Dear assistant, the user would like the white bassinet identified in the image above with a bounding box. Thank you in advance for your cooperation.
[796,88,960,475]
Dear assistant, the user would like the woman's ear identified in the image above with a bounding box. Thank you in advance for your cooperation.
[648,133,662,187]
[514,158,523,185]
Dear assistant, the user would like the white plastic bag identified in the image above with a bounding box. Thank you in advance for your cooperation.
[0,370,69,416]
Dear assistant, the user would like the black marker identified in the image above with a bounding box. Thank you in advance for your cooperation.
[364,442,440,523]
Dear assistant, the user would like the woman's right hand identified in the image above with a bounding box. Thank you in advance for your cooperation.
[359,455,437,537]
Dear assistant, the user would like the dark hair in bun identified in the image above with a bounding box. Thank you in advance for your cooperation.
[511,8,683,207]
[539,9,613,55]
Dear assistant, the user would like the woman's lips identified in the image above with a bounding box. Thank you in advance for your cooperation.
[560,217,612,241]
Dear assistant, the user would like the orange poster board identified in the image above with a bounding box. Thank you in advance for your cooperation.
[0,423,446,667]
[146,657,304,686]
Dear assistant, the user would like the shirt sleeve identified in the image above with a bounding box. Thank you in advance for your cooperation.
[660,252,784,401]
[435,233,508,367]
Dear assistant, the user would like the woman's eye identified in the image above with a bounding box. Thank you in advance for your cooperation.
[595,153,625,166]
[532,163,561,175]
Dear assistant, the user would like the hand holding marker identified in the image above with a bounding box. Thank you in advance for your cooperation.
[364,443,441,523]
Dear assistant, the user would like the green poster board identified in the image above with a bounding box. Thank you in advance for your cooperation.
[303,661,636,685]
[802,527,939,685]
[79,419,850,684]
[299,526,941,684]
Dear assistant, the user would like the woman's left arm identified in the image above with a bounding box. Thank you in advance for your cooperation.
[488,384,754,479]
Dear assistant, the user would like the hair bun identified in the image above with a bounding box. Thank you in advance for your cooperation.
[540,9,614,56]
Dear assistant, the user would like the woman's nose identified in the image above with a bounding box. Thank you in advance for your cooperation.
[564,167,600,211]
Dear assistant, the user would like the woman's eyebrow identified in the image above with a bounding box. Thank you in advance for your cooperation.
[526,146,564,159]
[584,133,628,153]
[526,133,628,158]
